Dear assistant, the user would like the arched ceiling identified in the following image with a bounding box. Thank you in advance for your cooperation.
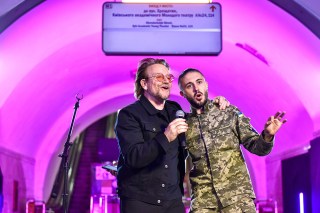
[0,0,319,200]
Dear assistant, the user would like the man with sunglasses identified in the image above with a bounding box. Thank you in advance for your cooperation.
[178,68,287,213]
[114,58,228,213]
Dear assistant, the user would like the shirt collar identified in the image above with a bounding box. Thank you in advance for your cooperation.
[190,99,217,116]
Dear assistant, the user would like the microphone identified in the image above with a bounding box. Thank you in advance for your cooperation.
[175,110,185,119]
[175,110,186,147]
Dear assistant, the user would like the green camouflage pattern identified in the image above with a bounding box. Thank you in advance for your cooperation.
[221,195,256,213]
[186,100,274,211]
[190,195,256,213]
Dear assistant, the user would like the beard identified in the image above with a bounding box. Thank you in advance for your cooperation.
[147,86,171,103]
[186,90,209,109]
[156,87,170,101]
[155,91,170,101]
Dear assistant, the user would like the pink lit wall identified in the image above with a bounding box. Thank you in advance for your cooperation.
[0,0,319,211]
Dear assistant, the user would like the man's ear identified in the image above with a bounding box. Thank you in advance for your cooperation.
[140,79,147,90]
[180,91,185,98]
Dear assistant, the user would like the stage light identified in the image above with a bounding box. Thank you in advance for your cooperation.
[299,193,304,213]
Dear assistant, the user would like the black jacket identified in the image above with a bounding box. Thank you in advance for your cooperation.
[115,95,186,205]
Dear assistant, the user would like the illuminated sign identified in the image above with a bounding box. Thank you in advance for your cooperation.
[102,2,222,55]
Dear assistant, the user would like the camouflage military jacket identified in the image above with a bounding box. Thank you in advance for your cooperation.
[185,100,274,208]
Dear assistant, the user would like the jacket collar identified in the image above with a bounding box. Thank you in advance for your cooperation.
[139,94,163,115]
[139,95,177,121]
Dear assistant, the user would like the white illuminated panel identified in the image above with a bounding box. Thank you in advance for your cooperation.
[299,193,304,213]
[102,2,222,55]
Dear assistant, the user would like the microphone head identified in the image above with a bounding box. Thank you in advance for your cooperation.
[175,110,185,118]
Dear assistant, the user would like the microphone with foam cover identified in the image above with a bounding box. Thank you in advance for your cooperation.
[175,110,185,119]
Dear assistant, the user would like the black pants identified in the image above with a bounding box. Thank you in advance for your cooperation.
[120,197,185,213]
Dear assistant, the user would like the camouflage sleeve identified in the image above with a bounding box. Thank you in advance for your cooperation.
[234,107,274,156]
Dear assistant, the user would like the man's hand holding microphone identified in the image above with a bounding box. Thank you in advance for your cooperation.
[164,110,188,143]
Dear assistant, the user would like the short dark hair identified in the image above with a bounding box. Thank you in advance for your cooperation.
[134,58,170,99]
[178,68,204,90]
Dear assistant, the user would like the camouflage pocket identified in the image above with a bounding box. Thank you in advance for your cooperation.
[209,124,232,136]
[206,125,239,151]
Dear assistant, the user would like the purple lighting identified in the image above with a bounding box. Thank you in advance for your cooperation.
[235,43,269,65]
